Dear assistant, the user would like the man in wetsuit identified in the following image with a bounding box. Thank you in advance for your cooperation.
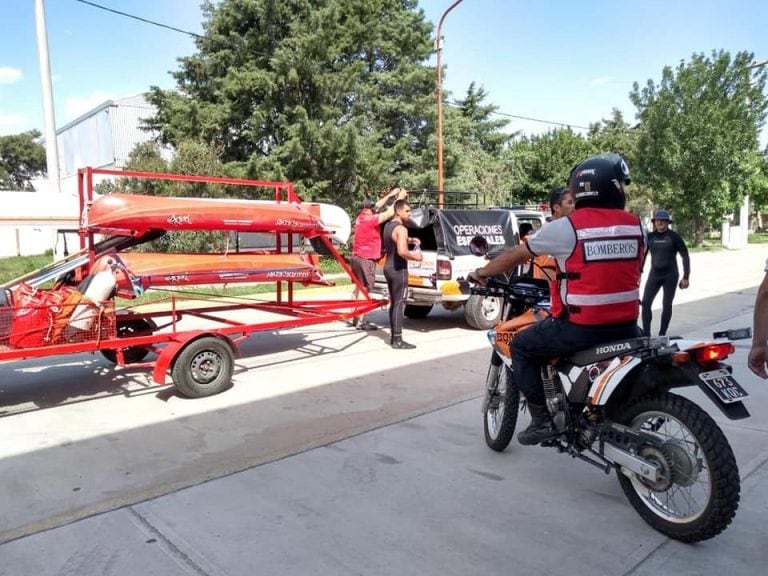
[382,200,423,349]
[641,209,690,337]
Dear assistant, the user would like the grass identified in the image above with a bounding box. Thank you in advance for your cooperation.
[0,252,54,285]
[748,231,768,245]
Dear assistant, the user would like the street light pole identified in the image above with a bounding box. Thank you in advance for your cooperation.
[436,0,465,209]
[34,0,61,194]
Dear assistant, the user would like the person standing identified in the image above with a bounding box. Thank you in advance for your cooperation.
[641,209,690,337]
[748,258,768,378]
[348,187,407,330]
[469,153,644,445]
[533,187,575,282]
[382,199,423,349]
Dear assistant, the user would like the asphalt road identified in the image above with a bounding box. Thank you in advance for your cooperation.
[0,245,767,575]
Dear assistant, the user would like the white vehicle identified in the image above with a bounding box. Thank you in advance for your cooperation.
[375,204,547,329]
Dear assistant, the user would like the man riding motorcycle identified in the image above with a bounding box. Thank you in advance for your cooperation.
[469,153,646,445]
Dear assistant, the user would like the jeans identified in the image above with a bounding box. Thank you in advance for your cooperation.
[511,316,641,405]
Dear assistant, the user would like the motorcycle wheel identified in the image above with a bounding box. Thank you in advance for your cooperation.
[614,392,740,542]
[483,357,520,452]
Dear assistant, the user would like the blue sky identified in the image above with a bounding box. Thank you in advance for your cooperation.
[1,0,767,142]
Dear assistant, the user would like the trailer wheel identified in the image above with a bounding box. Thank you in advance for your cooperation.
[171,336,234,398]
[101,318,155,365]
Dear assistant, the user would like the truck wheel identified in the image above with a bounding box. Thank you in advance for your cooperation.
[404,304,432,319]
[171,336,234,398]
[464,294,501,329]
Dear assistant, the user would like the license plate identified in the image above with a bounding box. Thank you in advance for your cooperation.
[699,369,749,404]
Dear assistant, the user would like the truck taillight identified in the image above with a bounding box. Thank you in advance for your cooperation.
[437,260,452,280]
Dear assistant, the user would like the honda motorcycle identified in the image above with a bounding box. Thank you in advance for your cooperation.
[470,237,751,543]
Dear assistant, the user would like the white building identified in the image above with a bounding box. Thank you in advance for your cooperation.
[0,94,159,258]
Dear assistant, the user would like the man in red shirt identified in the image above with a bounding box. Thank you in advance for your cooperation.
[349,187,407,330]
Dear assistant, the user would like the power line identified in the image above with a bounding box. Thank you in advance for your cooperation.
[446,100,590,130]
[73,1,592,132]
[73,0,203,39]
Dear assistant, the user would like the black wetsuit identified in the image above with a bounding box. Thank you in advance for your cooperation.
[641,229,690,336]
[383,219,409,342]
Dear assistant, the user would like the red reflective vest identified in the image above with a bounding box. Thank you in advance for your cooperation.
[553,208,644,325]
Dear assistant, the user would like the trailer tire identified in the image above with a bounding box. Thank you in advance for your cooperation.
[172,336,234,398]
[101,318,155,365]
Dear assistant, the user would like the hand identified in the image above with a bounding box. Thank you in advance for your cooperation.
[409,237,421,246]
[411,250,424,262]
[748,345,768,379]
[468,268,487,286]
[397,188,408,200]
[679,278,689,289]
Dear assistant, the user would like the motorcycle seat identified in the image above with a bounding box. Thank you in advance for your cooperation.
[565,337,649,366]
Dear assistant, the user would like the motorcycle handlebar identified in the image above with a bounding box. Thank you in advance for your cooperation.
[469,275,550,303]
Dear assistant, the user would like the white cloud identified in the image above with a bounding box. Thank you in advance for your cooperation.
[0,113,26,133]
[0,66,23,85]
[589,76,612,87]
[63,91,116,122]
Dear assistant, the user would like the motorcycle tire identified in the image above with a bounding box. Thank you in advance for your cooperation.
[614,392,740,543]
[483,356,520,452]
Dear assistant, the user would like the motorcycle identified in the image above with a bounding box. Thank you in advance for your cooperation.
[469,236,751,543]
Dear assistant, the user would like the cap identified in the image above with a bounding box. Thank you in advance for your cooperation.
[361,199,376,210]
[652,209,672,222]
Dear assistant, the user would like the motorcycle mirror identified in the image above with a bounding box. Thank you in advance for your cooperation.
[469,235,489,257]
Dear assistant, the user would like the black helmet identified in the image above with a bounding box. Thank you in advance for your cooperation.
[568,153,631,209]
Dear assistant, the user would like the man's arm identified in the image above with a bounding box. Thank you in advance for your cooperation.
[676,231,691,279]
[393,224,422,261]
[749,271,768,378]
[675,231,691,289]
[469,244,535,284]
[375,187,404,211]
[376,188,408,224]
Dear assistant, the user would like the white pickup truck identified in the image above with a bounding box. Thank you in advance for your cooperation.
[374,205,548,329]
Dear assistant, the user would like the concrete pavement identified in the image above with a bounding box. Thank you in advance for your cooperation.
[1,244,767,575]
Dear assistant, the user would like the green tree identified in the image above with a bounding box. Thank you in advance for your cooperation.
[440,83,516,205]
[0,130,46,190]
[506,129,594,204]
[630,50,768,244]
[587,109,651,218]
[145,0,436,210]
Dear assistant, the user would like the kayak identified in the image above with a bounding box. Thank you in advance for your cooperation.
[86,193,349,240]
[91,252,325,295]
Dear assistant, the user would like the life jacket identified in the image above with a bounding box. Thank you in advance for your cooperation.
[555,208,644,325]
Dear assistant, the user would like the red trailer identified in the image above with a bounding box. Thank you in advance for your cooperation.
[0,168,382,398]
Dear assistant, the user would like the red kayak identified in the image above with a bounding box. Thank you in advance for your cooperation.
[91,252,324,296]
[87,194,328,237]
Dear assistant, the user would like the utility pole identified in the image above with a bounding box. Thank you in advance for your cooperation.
[34,0,61,194]
[436,0,466,209]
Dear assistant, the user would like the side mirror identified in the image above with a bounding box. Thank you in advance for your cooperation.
[469,235,489,257]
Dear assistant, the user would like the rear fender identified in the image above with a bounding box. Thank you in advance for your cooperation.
[152,332,238,385]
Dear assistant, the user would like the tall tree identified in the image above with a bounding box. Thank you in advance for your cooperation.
[630,50,768,243]
[145,0,436,209]
[587,109,651,217]
[0,130,46,191]
[507,129,594,204]
[440,83,515,204]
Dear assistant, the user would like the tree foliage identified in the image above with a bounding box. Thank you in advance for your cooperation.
[145,0,436,209]
[630,50,768,243]
[0,130,46,190]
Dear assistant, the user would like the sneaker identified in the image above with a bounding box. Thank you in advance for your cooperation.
[357,321,378,331]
